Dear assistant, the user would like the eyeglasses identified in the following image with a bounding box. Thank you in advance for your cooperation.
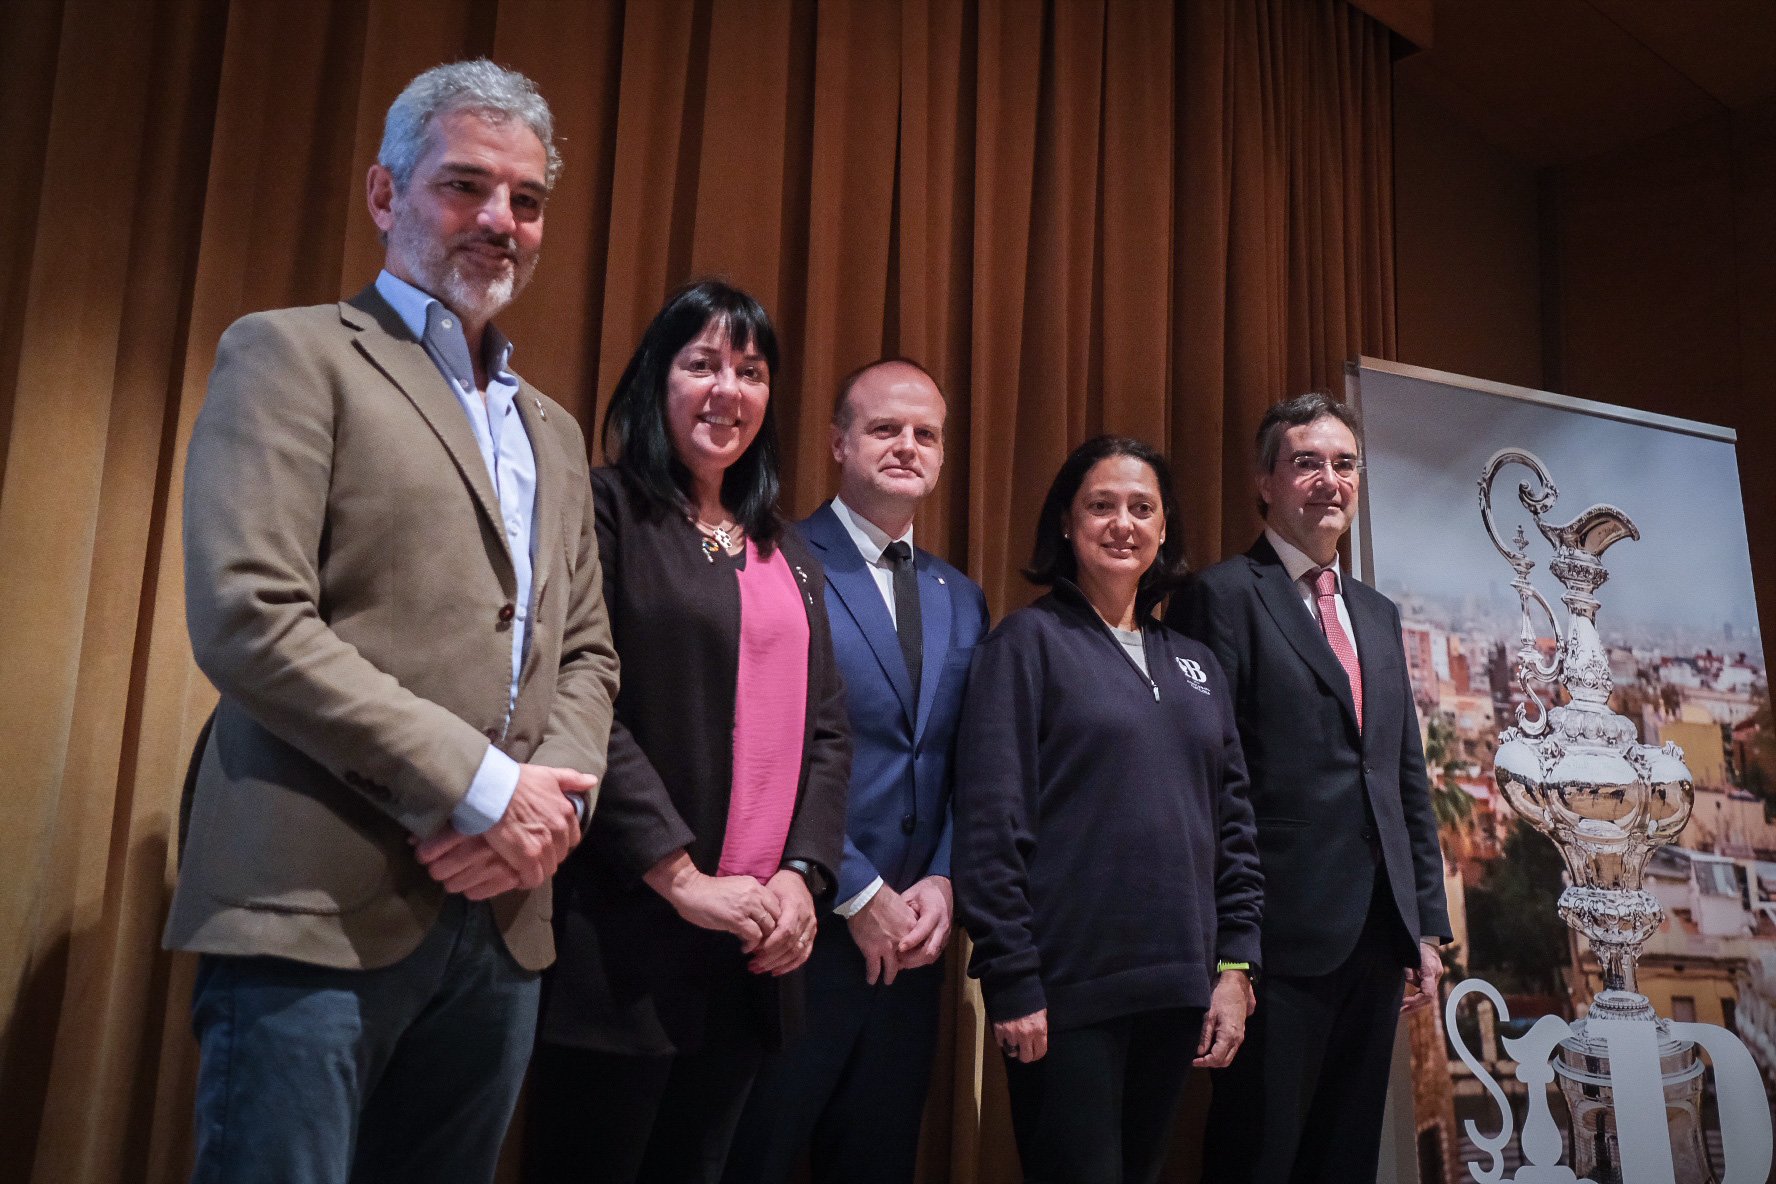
[1287,453,1364,480]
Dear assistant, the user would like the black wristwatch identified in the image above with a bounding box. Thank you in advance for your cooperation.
[781,858,830,899]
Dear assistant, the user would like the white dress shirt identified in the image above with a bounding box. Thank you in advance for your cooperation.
[830,496,911,624]
[1265,527,1357,654]
[827,496,915,917]
[1266,528,1436,958]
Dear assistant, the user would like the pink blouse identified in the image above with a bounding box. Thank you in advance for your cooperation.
[716,540,811,881]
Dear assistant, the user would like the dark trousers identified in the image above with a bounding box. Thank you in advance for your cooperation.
[187,896,539,1184]
[523,986,767,1184]
[722,914,944,1184]
[1001,1007,1205,1184]
[1202,887,1410,1184]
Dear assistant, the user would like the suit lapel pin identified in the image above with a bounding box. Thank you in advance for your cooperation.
[937,576,946,585]
[534,397,546,420]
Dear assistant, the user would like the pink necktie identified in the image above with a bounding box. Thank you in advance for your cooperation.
[1314,567,1363,732]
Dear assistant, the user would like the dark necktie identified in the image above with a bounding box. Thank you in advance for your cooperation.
[1313,567,1363,731]
[884,541,922,696]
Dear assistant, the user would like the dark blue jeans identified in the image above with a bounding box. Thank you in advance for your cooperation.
[188,896,538,1184]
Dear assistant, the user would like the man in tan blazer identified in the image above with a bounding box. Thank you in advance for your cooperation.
[166,60,618,1184]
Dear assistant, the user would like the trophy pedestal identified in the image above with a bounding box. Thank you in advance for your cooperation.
[1554,992,1715,1184]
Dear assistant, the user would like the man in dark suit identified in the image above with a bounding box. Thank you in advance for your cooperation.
[724,359,988,1184]
[168,62,618,1184]
[1166,391,1450,1183]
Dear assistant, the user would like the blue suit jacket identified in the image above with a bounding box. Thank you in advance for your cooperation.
[798,502,990,906]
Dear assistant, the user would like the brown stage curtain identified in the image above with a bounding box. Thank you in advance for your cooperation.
[0,1,1396,1181]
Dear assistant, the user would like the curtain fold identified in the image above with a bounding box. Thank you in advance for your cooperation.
[0,2,1396,1180]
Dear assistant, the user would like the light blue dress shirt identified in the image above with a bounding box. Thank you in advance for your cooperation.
[375,270,533,835]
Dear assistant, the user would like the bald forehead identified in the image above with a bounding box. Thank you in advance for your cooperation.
[856,361,941,400]
[838,360,946,426]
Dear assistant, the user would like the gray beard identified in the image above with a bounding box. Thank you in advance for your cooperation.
[389,214,535,326]
[438,263,517,324]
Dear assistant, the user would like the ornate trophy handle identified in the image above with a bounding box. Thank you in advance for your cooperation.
[1479,450,1563,735]
[1511,571,1563,735]
[1480,448,1559,560]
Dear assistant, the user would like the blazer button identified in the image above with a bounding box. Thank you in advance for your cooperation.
[901,813,916,835]
[498,603,516,623]
[484,727,501,741]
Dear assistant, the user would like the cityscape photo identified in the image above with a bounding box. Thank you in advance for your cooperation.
[1352,362,1772,1182]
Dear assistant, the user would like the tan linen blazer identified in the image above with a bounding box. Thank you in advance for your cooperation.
[165,285,619,972]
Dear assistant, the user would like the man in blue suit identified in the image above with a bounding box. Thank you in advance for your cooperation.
[724,359,988,1184]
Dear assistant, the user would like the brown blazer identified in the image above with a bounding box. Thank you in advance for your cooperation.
[165,286,620,972]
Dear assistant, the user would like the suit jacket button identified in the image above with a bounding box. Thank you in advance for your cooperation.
[498,603,516,623]
[901,813,916,835]
[485,727,501,741]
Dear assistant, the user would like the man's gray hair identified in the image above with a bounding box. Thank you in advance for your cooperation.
[379,59,562,192]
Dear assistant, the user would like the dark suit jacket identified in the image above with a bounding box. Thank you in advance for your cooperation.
[168,286,619,972]
[798,502,989,906]
[1166,535,1450,978]
[539,468,850,1056]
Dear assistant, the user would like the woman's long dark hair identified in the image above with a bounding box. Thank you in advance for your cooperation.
[601,279,785,551]
[1023,435,1189,618]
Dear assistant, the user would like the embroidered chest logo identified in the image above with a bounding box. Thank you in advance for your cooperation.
[1175,656,1212,694]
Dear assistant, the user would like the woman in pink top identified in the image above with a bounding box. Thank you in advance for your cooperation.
[527,281,849,1184]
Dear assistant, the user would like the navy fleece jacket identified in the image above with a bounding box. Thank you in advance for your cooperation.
[954,583,1264,1029]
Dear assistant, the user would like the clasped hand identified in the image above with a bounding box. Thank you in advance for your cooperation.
[848,876,953,985]
[415,763,595,900]
[642,853,818,976]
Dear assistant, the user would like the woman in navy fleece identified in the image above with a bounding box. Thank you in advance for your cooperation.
[954,436,1264,1184]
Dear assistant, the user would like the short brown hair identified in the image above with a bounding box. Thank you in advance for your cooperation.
[1253,392,1363,515]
